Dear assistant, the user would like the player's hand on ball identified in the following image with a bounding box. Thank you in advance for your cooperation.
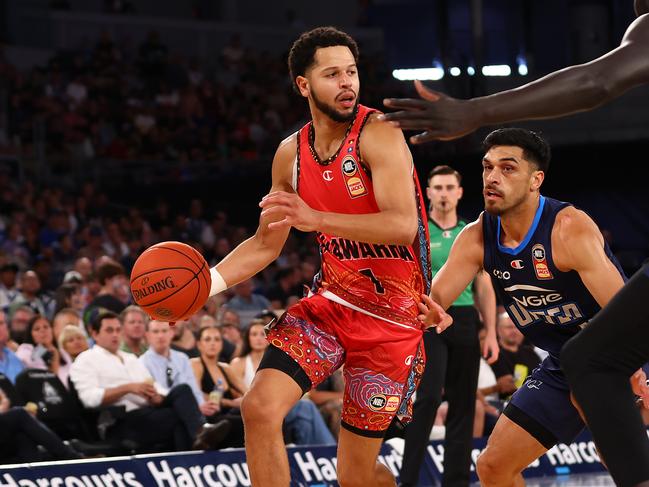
[260,191,322,232]
[631,368,649,409]
[417,294,453,333]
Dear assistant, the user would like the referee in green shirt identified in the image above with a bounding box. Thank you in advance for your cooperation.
[400,165,499,487]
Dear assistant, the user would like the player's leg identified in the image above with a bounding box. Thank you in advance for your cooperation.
[243,298,345,487]
[476,414,547,487]
[440,306,481,487]
[478,360,584,487]
[561,264,649,487]
[241,357,304,487]
[337,428,396,487]
[336,306,426,487]
[399,330,448,487]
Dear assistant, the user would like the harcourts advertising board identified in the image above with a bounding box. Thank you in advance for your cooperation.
[0,429,634,487]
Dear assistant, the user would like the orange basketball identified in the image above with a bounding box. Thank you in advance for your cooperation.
[130,241,211,322]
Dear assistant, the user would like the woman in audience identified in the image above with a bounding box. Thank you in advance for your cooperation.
[191,325,246,447]
[230,319,266,387]
[53,283,86,316]
[15,316,63,376]
[57,325,89,386]
[230,320,336,445]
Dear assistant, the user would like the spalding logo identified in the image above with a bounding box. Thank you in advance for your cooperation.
[132,276,176,301]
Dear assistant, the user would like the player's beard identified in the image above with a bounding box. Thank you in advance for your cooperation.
[484,191,525,216]
[311,88,358,123]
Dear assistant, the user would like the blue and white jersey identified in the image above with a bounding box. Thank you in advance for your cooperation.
[482,196,625,363]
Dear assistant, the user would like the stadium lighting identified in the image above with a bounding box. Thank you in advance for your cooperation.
[517,56,529,76]
[449,67,461,77]
[481,65,512,76]
[392,68,445,81]
[467,66,476,76]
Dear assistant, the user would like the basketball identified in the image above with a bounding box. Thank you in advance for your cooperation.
[129,241,211,322]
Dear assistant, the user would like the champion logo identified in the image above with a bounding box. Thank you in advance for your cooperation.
[323,170,334,181]
[510,260,525,269]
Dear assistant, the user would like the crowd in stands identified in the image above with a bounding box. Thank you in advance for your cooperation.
[0,30,398,164]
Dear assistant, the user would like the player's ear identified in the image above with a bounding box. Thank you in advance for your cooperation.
[295,76,309,98]
[530,170,544,192]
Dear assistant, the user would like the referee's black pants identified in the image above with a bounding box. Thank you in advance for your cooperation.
[400,306,481,487]
[562,264,649,487]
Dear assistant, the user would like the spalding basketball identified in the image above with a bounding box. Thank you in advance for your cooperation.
[130,241,211,322]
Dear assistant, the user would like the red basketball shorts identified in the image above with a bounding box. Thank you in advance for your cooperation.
[266,293,425,437]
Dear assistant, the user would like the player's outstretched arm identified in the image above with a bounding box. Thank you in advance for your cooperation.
[381,14,649,144]
[208,137,295,296]
[259,117,419,245]
[419,217,485,332]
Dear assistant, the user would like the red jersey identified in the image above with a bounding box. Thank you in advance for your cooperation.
[295,105,431,327]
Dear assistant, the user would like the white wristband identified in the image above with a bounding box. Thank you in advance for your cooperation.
[209,268,228,296]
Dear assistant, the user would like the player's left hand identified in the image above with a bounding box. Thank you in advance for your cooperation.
[260,191,322,232]
[380,80,480,144]
[483,329,500,364]
[631,368,649,409]
[417,294,453,333]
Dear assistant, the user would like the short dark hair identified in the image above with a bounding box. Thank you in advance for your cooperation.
[427,165,462,185]
[95,259,125,286]
[89,310,120,334]
[288,26,359,93]
[482,128,551,172]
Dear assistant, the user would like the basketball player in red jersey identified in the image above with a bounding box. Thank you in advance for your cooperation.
[204,27,450,487]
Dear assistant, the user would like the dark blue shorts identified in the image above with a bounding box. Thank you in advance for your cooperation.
[504,357,585,449]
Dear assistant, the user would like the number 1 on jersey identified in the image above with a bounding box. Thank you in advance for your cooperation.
[360,268,385,294]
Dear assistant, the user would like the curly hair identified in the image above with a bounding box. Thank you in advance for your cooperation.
[288,26,359,93]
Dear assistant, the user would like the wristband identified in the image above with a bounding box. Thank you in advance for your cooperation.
[209,268,228,296]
